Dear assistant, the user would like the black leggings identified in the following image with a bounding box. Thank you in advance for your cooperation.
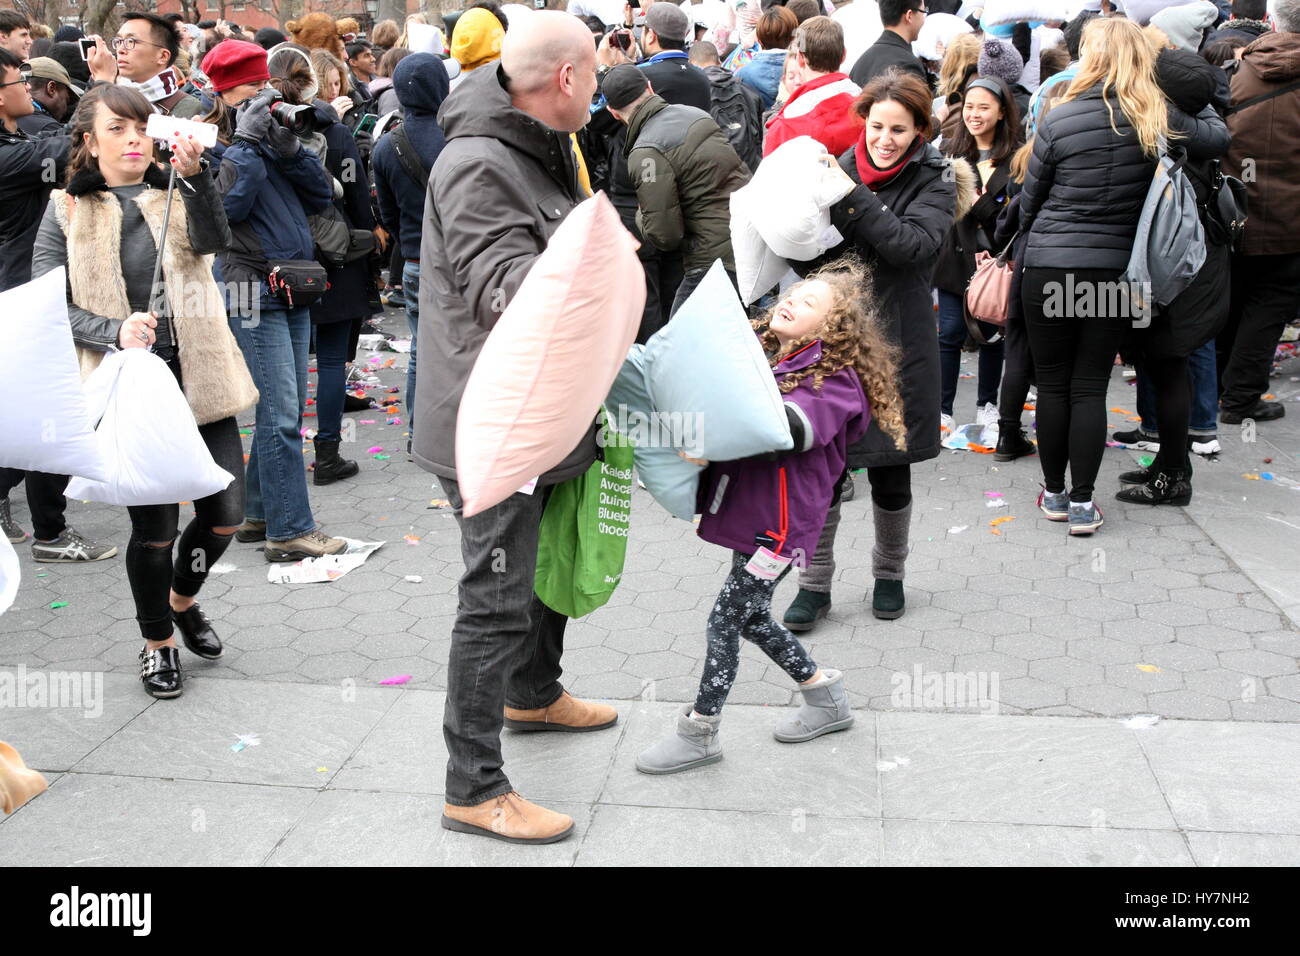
[125,416,245,641]
[866,462,911,511]
[1022,267,1130,501]
[1144,353,1191,473]
[695,552,818,716]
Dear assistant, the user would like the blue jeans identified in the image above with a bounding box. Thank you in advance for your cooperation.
[1136,340,1219,438]
[313,320,352,443]
[402,260,419,430]
[938,289,1003,416]
[229,305,316,540]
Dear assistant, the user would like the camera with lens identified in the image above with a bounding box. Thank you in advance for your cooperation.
[240,88,322,136]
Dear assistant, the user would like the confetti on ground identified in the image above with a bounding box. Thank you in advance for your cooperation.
[1261,472,1274,480]
[360,419,376,424]
[403,534,421,545]
[1108,407,1132,414]
[986,498,1008,509]
[1243,473,1261,480]
[1125,416,1142,422]
[1138,455,1154,467]
[429,499,452,510]
[36,572,48,578]
[387,417,403,425]
[403,575,423,583]
[1263,393,1276,400]
[230,733,261,753]
[379,675,412,686]
[209,562,238,574]
[49,601,68,609]
[375,454,391,460]
[317,767,329,773]
[1105,440,1124,448]
[367,446,384,454]
[948,525,969,534]
[1135,664,1162,673]
[983,491,1003,498]
[989,516,1015,535]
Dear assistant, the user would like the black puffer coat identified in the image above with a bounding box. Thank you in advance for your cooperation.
[819,142,969,469]
[310,104,376,325]
[1019,84,1156,271]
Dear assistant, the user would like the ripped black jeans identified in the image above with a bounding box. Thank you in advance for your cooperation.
[126,416,245,641]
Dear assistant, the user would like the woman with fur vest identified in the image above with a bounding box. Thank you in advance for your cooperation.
[30,84,258,700]
[783,68,976,631]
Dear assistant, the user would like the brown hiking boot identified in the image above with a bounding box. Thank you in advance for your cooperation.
[263,529,347,562]
[504,691,618,733]
[441,791,575,844]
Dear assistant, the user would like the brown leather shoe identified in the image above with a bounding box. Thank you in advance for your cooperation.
[504,691,618,733]
[441,791,575,844]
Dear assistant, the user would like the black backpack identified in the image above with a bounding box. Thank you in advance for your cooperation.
[707,72,763,174]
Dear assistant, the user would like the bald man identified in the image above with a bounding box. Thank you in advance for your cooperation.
[411,11,607,846]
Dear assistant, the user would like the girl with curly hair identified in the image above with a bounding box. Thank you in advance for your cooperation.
[636,261,906,775]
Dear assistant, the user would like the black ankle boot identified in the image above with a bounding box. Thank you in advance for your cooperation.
[139,645,183,699]
[313,439,360,485]
[1115,469,1192,506]
[872,579,905,620]
[783,588,831,632]
[993,427,1036,461]
[343,392,371,412]
[172,603,223,660]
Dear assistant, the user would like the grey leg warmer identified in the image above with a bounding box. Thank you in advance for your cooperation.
[871,502,912,581]
[798,498,842,594]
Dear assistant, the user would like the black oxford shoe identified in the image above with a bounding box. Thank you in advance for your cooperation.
[172,604,224,660]
[139,645,184,699]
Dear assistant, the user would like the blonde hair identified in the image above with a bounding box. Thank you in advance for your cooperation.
[754,260,908,451]
[936,33,981,101]
[1010,139,1033,183]
[1060,16,1169,157]
[310,48,348,98]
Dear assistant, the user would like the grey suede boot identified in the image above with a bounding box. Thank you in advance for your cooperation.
[774,669,855,742]
[635,705,722,774]
[871,502,911,619]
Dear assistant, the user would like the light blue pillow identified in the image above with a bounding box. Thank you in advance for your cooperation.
[642,261,793,462]
[605,345,702,521]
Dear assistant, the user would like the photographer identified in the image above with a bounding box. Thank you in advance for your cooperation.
[201,39,348,561]
[268,45,376,486]
[84,12,202,118]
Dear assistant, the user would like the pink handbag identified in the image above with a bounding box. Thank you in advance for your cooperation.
[963,236,1018,345]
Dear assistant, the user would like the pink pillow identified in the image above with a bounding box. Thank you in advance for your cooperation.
[455,193,645,517]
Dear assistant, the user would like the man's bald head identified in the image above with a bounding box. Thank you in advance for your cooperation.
[501,10,598,132]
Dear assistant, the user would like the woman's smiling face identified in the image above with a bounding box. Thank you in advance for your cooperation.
[864,98,919,167]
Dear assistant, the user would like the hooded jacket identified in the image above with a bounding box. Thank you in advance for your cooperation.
[697,341,869,561]
[764,72,862,158]
[451,8,505,73]
[1212,17,1271,47]
[1224,31,1300,255]
[373,53,450,260]
[736,47,787,110]
[623,94,751,274]
[412,62,589,485]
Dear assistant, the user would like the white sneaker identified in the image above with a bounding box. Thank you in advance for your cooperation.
[940,413,955,433]
[1191,438,1220,456]
[975,403,1000,427]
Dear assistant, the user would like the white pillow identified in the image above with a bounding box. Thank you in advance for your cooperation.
[0,534,17,618]
[65,350,235,506]
[0,268,110,480]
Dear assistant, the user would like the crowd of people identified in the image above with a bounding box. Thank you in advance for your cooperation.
[0,0,1295,840]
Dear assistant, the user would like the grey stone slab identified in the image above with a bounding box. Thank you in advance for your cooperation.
[329,689,628,802]
[1137,721,1300,834]
[0,772,313,866]
[881,819,1193,866]
[876,712,1176,829]
[600,701,877,817]
[265,789,589,866]
[1185,831,1300,866]
[576,805,881,866]
[73,677,396,787]
[0,670,151,771]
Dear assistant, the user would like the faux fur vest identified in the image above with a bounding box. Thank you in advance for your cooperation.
[50,179,259,427]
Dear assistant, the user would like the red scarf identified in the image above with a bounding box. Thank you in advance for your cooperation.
[853,136,922,190]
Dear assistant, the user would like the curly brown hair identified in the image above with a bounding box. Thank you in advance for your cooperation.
[753,259,908,451]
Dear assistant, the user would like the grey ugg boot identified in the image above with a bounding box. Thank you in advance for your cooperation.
[871,502,912,581]
[635,705,722,774]
[774,669,855,743]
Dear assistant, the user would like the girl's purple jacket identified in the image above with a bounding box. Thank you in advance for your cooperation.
[696,340,871,561]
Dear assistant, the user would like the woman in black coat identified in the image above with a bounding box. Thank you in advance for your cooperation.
[783,68,971,631]
[1018,16,1166,536]
[1116,47,1231,507]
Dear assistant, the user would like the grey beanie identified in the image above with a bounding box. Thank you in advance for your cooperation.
[978,39,1024,89]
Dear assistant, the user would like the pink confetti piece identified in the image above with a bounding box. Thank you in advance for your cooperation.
[359,419,376,424]
[403,534,421,545]
[983,491,1003,498]
[367,446,384,454]
[379,675,412,685]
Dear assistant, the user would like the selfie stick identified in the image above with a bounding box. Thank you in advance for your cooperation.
[147,164,177,324]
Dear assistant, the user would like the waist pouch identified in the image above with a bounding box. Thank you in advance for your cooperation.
[266,259,329,309]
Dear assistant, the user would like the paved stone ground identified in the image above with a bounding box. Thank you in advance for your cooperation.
[1,306,1298,864]
[2,306,1296,720]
